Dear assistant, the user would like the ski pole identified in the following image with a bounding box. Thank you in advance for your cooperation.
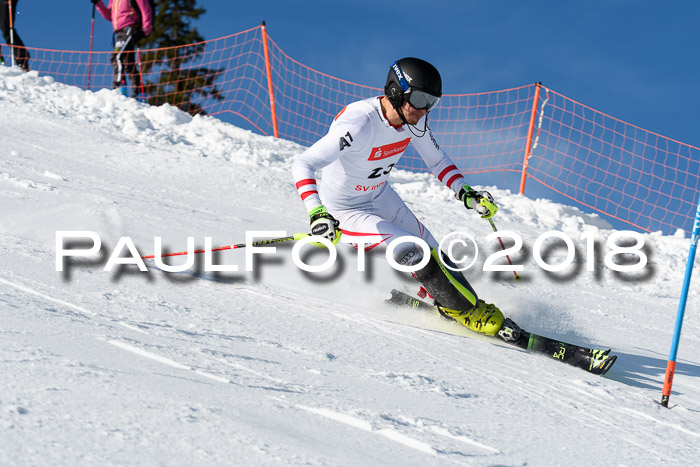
[136,47,147,103]
[87,2,96,90]
[8,0,14,68]
[141,233,310,259]
[487,218,521,281]
[661,193,700,408]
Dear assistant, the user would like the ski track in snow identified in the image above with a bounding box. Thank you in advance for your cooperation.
[1,66,700,465]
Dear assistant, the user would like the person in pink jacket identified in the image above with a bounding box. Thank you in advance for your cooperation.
[91,0,153,97]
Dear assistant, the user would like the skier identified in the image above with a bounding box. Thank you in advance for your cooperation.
[0,0,30,70]
[91,0,153,98]
[292,57,520,341]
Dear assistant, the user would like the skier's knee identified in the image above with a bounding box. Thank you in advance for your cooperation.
[391,240,425,268]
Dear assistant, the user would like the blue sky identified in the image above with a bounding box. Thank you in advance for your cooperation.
[11,0,699,149]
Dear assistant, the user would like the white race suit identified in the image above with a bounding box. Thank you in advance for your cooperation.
[292,96,469,254]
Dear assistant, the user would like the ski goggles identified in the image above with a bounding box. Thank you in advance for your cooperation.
[405,89,441,111]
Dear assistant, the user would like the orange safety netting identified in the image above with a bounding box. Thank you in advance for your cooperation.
[2,24,698,235]
[527,87,700,234]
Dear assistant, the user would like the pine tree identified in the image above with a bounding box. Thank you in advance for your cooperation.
[138,0,223,116]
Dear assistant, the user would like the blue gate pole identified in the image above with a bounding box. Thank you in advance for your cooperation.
[661,193,700,407]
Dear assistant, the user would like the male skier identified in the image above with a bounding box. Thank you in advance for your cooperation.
[292,57,519,341]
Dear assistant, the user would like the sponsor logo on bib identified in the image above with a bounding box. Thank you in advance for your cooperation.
[368,138,411,161]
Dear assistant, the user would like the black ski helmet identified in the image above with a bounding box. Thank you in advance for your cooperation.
[385,57,442,112]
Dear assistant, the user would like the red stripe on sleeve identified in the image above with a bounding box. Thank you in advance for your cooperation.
[295,178,317,189]
[300,190,318,201]
[334,106,348,121]
[445,174,465,189]
[438,165,459,182]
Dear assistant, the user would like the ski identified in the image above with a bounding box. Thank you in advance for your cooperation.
[387,289,617,376]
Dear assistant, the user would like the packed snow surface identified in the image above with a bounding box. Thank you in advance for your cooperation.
[1,67,699,465]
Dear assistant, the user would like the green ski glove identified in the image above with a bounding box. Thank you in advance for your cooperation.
[309,206,342,246]
[458,186,498,219]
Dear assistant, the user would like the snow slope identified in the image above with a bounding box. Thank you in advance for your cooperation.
[1,67,699,466]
